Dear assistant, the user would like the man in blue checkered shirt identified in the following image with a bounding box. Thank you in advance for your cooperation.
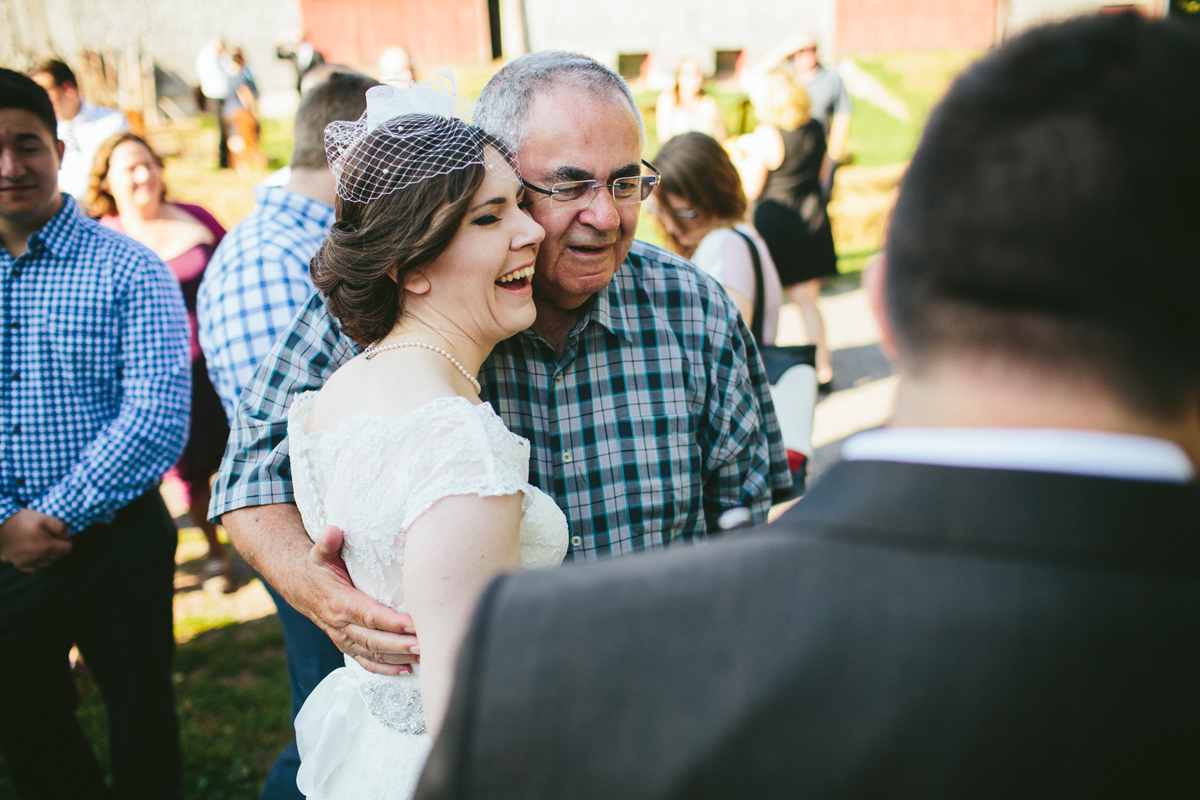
[0,70,190,799]
[198,72,378,423]
[211,53,790,685]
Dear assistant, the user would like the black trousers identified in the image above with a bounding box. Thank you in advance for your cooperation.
[214,96,229,169]
[0,491,181,799]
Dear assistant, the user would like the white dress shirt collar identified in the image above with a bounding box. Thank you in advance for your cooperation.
[842,428,1195,484]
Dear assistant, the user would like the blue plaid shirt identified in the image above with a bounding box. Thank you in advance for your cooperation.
[210,240,791,560]
[196,186,334,422]
[0,197,191,533]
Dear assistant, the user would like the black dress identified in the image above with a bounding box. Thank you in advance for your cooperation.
[752,119,838,287]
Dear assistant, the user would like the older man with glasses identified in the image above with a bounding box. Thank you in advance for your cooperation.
[207,51,790,718]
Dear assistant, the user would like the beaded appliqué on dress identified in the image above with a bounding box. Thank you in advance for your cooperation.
[361,680,427,735]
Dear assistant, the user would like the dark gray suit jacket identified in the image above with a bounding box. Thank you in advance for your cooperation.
[417,460,1200,799]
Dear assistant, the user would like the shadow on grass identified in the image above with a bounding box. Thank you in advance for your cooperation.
[0,615,292,800]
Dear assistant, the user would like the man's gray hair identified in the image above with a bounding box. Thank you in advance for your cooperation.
[473,51,645,152]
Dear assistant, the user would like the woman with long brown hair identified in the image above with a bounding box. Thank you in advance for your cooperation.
[649,131,783,344]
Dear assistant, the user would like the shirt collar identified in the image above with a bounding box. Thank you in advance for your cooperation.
[252,185,335,226]
[579,241,663,344]
[29,194,84,258]
[842,427,1195,484]
[586,269,633,344]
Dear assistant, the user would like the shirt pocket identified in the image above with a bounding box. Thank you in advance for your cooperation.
[45,306,118,389]
[606,411,698,539]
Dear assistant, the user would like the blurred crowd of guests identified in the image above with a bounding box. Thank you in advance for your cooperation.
[651,34,852,387]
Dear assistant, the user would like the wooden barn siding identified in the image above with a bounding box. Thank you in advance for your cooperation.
[837,0,1000,51]
[299,0,491,69]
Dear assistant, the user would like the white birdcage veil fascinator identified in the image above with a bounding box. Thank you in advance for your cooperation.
[324,76,518,203]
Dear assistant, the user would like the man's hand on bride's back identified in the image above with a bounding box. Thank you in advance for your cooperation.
[221,505,419,676]
[306,524,421,675]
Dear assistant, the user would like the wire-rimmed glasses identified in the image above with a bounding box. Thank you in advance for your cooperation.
[646,200,700,223]
[523,159,660,210]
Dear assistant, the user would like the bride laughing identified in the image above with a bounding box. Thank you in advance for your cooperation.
[287,84,568,799]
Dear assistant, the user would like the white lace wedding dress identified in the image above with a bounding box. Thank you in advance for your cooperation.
[287,393,569,799]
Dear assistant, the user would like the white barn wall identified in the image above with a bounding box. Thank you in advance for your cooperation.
[1005,0,1159,34]
[2,0,302,97]
[522,0,837,86]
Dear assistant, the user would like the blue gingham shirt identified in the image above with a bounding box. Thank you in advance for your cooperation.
[196,186,334,422]
[210,240,791,560]
[0,197,191,533]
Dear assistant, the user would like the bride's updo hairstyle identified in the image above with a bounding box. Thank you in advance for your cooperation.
[312,87,517,345]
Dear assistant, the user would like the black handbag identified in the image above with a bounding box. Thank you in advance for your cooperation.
[733,227,817,378]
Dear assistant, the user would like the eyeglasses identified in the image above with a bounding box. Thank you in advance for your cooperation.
[523,159,660,210]
[647,202,699,222]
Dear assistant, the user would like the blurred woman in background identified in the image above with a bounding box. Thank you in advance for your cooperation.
[730,68,837,388]
[655,58,728,145]
[650,131,782,344]
[86,132,234,589]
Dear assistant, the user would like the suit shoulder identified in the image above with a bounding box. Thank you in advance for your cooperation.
[488,531,812,624]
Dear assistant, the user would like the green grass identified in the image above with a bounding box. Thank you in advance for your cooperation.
[259,118,293,171]
[192,113,293,172]
[174,617,293,798]
[846,52,980,167]
[843,60,926,168]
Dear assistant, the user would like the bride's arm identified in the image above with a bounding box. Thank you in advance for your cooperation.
[402,492,523,738]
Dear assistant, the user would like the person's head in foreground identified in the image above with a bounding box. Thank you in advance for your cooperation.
[875,11,1200,462]
[312,86,543,351]
[0,68,64,241]
[650,131,746,259]
[473,51,655,316]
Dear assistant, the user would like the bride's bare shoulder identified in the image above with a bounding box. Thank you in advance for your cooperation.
[303,352,460,434]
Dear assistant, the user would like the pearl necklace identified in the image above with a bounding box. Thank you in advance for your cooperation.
[362,339,481,393]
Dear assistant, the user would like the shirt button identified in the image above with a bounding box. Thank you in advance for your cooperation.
[561,451,572,464]
[11,268,21,277]
[14,478,23,487]
[571,536,583,548]
[554,372,564,383]
[11,425,19,434]
[10,372,18,381]
[9,322,17,330]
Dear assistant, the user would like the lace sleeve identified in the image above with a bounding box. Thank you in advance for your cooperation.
[295,398,530,609]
